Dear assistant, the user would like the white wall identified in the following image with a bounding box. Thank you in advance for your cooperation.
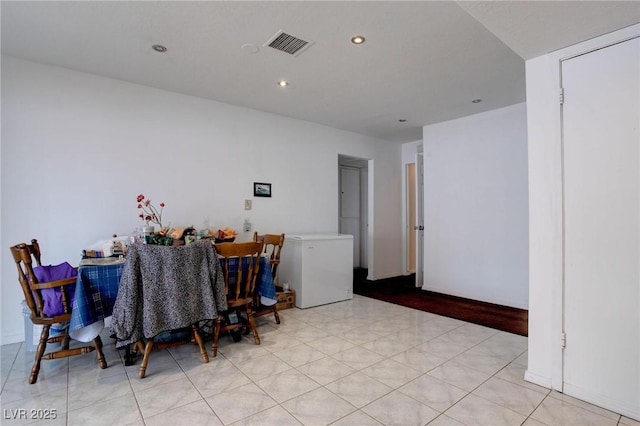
[526,24,640,392]
[1,56,403,344]
[421,103,529,309]
[402,140,422,164]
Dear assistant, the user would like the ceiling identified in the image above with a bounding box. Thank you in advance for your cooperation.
[2,1,639,143]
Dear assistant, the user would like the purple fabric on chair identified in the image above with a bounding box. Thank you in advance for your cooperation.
[33,262,77,317]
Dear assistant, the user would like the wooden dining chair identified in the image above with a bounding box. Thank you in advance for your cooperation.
[212,241,263,356]
[252,232,285,324]
[10,239,107,384]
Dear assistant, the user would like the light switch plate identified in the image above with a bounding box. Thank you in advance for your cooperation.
[244,199,252,210]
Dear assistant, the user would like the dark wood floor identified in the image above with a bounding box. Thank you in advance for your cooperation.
[353,269,528,336]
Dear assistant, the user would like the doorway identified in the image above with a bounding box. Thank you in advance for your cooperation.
[405,148,424,287]
[338,155,370,270]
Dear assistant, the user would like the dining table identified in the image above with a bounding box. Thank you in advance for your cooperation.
[68,239,277,361]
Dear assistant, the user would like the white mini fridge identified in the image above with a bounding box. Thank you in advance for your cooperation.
[279,233,353,308]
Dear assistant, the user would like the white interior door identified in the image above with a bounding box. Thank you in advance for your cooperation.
[360,168,369,269]
[562,37,640,419]
[416,152,424,288]
[407,163,417,273]
[340,166,360,267]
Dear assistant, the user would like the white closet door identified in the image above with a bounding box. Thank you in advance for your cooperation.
[340,166,360,267]
[562,37,640,419]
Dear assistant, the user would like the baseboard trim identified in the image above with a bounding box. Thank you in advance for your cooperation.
[367,271,405,281]
[563,382,640,421]
[422,284,528,310]
[524,369,553,389]
[1,332,25,346]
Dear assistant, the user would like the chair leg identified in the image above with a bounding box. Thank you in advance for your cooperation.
[139,340,154,379]
[61,334,71,350]
[191,324,209,363]
[93,335,108,369]
[132,341,145,355]
[272,306,281,325]
[245,306,260,345]
[212,317,222,357]
[29,325,50,384]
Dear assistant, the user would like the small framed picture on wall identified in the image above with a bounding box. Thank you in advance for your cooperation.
[254,182,272,197]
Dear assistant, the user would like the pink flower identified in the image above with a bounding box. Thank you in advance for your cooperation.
[136,194,166,229]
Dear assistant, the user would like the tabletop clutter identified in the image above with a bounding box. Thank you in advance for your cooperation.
[83,226,239,258]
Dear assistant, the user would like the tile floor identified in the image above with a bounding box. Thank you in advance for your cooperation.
[1,295,638,426]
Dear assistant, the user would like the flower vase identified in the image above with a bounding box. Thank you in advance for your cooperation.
[140,226,155,244]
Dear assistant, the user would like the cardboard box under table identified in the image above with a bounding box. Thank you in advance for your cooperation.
[275,289,295,310]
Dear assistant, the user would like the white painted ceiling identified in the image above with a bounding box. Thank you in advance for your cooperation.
[2,1,639,143]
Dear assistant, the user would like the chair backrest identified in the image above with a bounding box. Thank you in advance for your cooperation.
[10,239,74,322]
[214,241,263,302]
[252,232,285,282]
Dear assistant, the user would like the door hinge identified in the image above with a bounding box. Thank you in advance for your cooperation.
[561,332,567,349]
[559,87,565,105]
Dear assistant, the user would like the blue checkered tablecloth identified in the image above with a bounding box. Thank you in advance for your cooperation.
[69,262,124,341]
[223,256,277,303]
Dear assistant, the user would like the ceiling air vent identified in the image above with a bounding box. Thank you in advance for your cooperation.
[265,30,313,57]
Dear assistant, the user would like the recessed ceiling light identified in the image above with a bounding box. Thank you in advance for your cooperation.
[472,98,482,103]
[241,43,259,54]
[351,35,366,45]
[277,80,289,88]
[152,44,167,53]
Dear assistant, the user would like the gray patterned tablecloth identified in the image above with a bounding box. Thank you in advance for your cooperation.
[111,240,227,348]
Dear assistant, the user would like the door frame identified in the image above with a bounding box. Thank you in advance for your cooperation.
[338,154,372,274]
[416,151,424,288]
[406,162,417,274]
[402,144,424,285]
[339,165,361,268]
